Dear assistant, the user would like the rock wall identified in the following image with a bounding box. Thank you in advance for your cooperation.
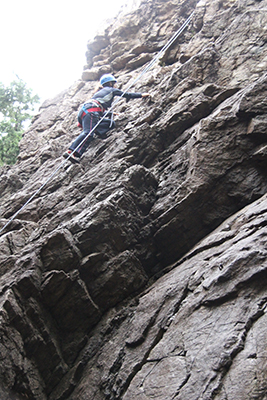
[0,0,267,399]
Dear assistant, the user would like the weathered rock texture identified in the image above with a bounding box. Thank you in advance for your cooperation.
[1,0,267,399]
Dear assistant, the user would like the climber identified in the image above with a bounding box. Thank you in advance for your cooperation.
[63,74,150,163]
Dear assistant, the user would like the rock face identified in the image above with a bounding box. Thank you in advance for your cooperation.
[0,0,267,399]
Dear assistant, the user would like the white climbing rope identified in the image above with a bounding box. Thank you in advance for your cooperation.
[0,10,194,235]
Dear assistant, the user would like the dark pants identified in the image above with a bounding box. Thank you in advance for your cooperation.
[69,112,115,157]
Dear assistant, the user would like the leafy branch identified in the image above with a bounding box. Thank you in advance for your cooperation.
[0,78,40,165]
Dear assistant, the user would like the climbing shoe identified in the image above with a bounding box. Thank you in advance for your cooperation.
[63,150,80,164]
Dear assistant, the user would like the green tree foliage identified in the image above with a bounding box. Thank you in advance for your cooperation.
[0,78,40,165]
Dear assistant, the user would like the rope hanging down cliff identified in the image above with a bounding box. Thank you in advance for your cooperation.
[0,11,195,235]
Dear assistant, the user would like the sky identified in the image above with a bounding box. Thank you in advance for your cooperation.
[0,0,140,103]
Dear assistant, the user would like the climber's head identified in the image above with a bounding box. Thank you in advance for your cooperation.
[100,74,117,87]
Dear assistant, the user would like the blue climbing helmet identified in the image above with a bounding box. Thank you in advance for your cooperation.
[100,74,117,86]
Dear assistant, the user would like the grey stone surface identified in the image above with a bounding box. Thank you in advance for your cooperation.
[0,0,267,399]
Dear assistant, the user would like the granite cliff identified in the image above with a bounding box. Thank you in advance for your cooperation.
[0,0,267,399]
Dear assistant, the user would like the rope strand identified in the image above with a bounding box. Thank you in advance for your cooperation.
[0,11,194,235]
